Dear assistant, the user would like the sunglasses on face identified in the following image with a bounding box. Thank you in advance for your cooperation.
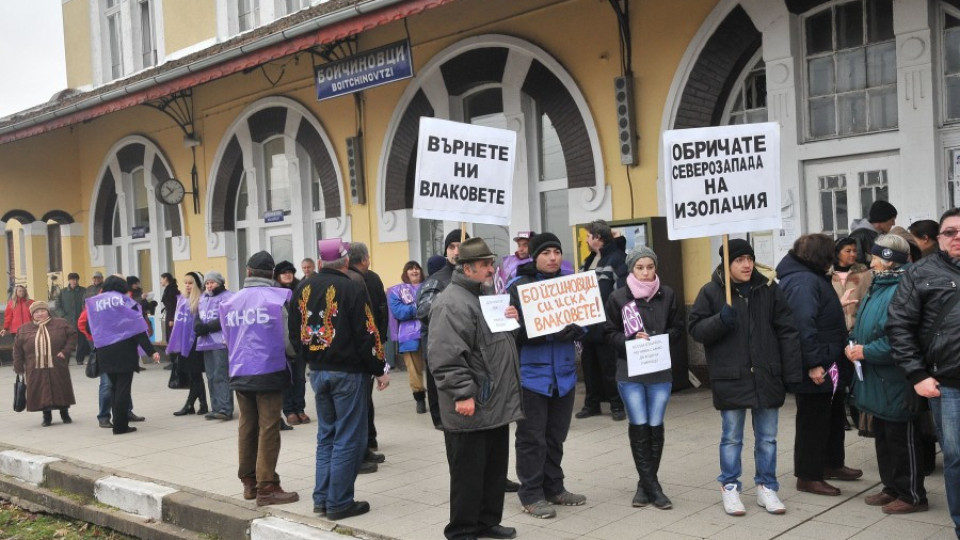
[940,229,960,239]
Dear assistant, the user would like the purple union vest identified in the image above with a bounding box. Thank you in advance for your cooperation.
[166,296,197,355]
[196,291,234,351]
[85,292,149,348]
[219,286,292,378]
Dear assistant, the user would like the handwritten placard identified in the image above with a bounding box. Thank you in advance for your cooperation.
[516,271,605,339]
[479,294,519,333]
[626,334,672,377]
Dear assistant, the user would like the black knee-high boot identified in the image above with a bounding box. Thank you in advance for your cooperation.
[647,424,672,509]
[628,424,651,507]
[194,374,208,415]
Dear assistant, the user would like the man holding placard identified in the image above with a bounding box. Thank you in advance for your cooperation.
[688,240,802,517]
[429,237,522,540]
[507,232,587,519]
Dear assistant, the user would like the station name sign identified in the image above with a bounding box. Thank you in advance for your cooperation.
[314,40,413,101]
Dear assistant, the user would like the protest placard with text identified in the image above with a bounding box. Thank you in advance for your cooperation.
[516,271,605,339]
[412,117,516,226]
[626,334,672,377]
[662,122,781,240]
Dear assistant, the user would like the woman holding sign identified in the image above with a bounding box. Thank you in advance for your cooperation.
[603,246,682,510]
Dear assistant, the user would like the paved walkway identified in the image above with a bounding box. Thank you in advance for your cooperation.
[0,361,955,539]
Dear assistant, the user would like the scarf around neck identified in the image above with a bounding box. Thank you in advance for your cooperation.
[626,273,660,301]
[33,318,54,369]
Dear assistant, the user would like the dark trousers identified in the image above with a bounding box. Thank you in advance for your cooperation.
[581,341,622,411]
[875,416,927,505]
[236,390,283,488]
[76,335,91,364]
[367,378,378,448]
[794,391,847,479]
[515,388,576,505]
[444,425,509,540]
[423,345,442,426]
[186,371,207,408]
[282,355,307,416]
[106,372,133,434]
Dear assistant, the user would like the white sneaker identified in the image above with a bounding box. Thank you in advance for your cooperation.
[721,483,746,516]
[757,484,786,514]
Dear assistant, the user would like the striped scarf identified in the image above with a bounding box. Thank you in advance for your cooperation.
[33,318,54,369]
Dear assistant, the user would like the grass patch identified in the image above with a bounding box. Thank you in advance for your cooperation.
[50,488,92,506]
[0,500,134,539]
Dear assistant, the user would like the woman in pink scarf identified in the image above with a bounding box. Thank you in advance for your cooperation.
[604,246,683,510]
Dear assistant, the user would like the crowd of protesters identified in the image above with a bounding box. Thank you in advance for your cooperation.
[5,199,960,540]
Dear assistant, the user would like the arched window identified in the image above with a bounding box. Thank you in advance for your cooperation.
[378,35,608,265]
[206,97,346,287]
[89,137,185,294]
[722,52,768,125]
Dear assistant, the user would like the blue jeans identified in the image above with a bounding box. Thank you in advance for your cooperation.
[310,370,369,512]
[98,373,134,421]
[203,348,233,416]
[618,381,672,426]
[718,408,779,491]
[930,386,960,537]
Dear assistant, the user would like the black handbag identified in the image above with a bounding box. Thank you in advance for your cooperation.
[13,374,26,412]
[167,354,190,389]
[85,352,99,379]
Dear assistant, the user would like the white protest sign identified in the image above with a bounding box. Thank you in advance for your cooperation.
[663,122,781,240]
[626,334,672,377]
[479,294,519,333]
[516,271,605,339]
[412,117,517,226]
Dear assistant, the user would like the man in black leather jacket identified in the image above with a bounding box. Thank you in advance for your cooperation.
[887,207,960,535]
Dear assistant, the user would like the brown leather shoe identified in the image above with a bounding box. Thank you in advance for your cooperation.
[286,413,302,426]
[824,466,863,481]
[240,477,257,500]
[255,484,300,506]
[796,479,841,496]
[882,499,929,514]
[298,412,311,424]
[864,491,896,506]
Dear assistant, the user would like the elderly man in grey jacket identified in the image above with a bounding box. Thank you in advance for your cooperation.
[429,237,523,540]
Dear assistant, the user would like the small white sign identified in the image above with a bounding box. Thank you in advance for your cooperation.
[479,294,519,333]
[663,122,782,240]
[626,334,672,377]
[412,117,517,226]
[516,272,606,339]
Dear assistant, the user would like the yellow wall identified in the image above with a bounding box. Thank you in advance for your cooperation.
[162,0,217,56]
[8,0,725,299]
[62,0,92,89]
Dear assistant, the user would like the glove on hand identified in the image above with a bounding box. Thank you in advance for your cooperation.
[720,304,738,329]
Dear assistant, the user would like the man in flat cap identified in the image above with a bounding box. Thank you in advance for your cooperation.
[218,251,299,507]
[429,237,522,540]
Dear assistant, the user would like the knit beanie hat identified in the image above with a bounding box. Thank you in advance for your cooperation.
[869,200,898,223]
[204,270,225,287]
[247,251,274,271]
[444,229,470,254]
[626,245,658,271]
[426,255,446,276]
[29,301,49,315]
[529,232,562,260]
[720,239,755,263]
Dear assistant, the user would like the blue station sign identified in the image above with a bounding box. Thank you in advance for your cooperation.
[315,40,413,101]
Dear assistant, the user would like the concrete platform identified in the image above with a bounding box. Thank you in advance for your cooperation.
[0,361,954,539]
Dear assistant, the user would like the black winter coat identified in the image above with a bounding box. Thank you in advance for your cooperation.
[775,253,849,393]
[604,283,683,384]
[887,252,960,388]
[689,266,802,410]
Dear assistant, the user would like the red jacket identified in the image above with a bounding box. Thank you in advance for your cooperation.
[77,308,93,342]
[4,298,33,334]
